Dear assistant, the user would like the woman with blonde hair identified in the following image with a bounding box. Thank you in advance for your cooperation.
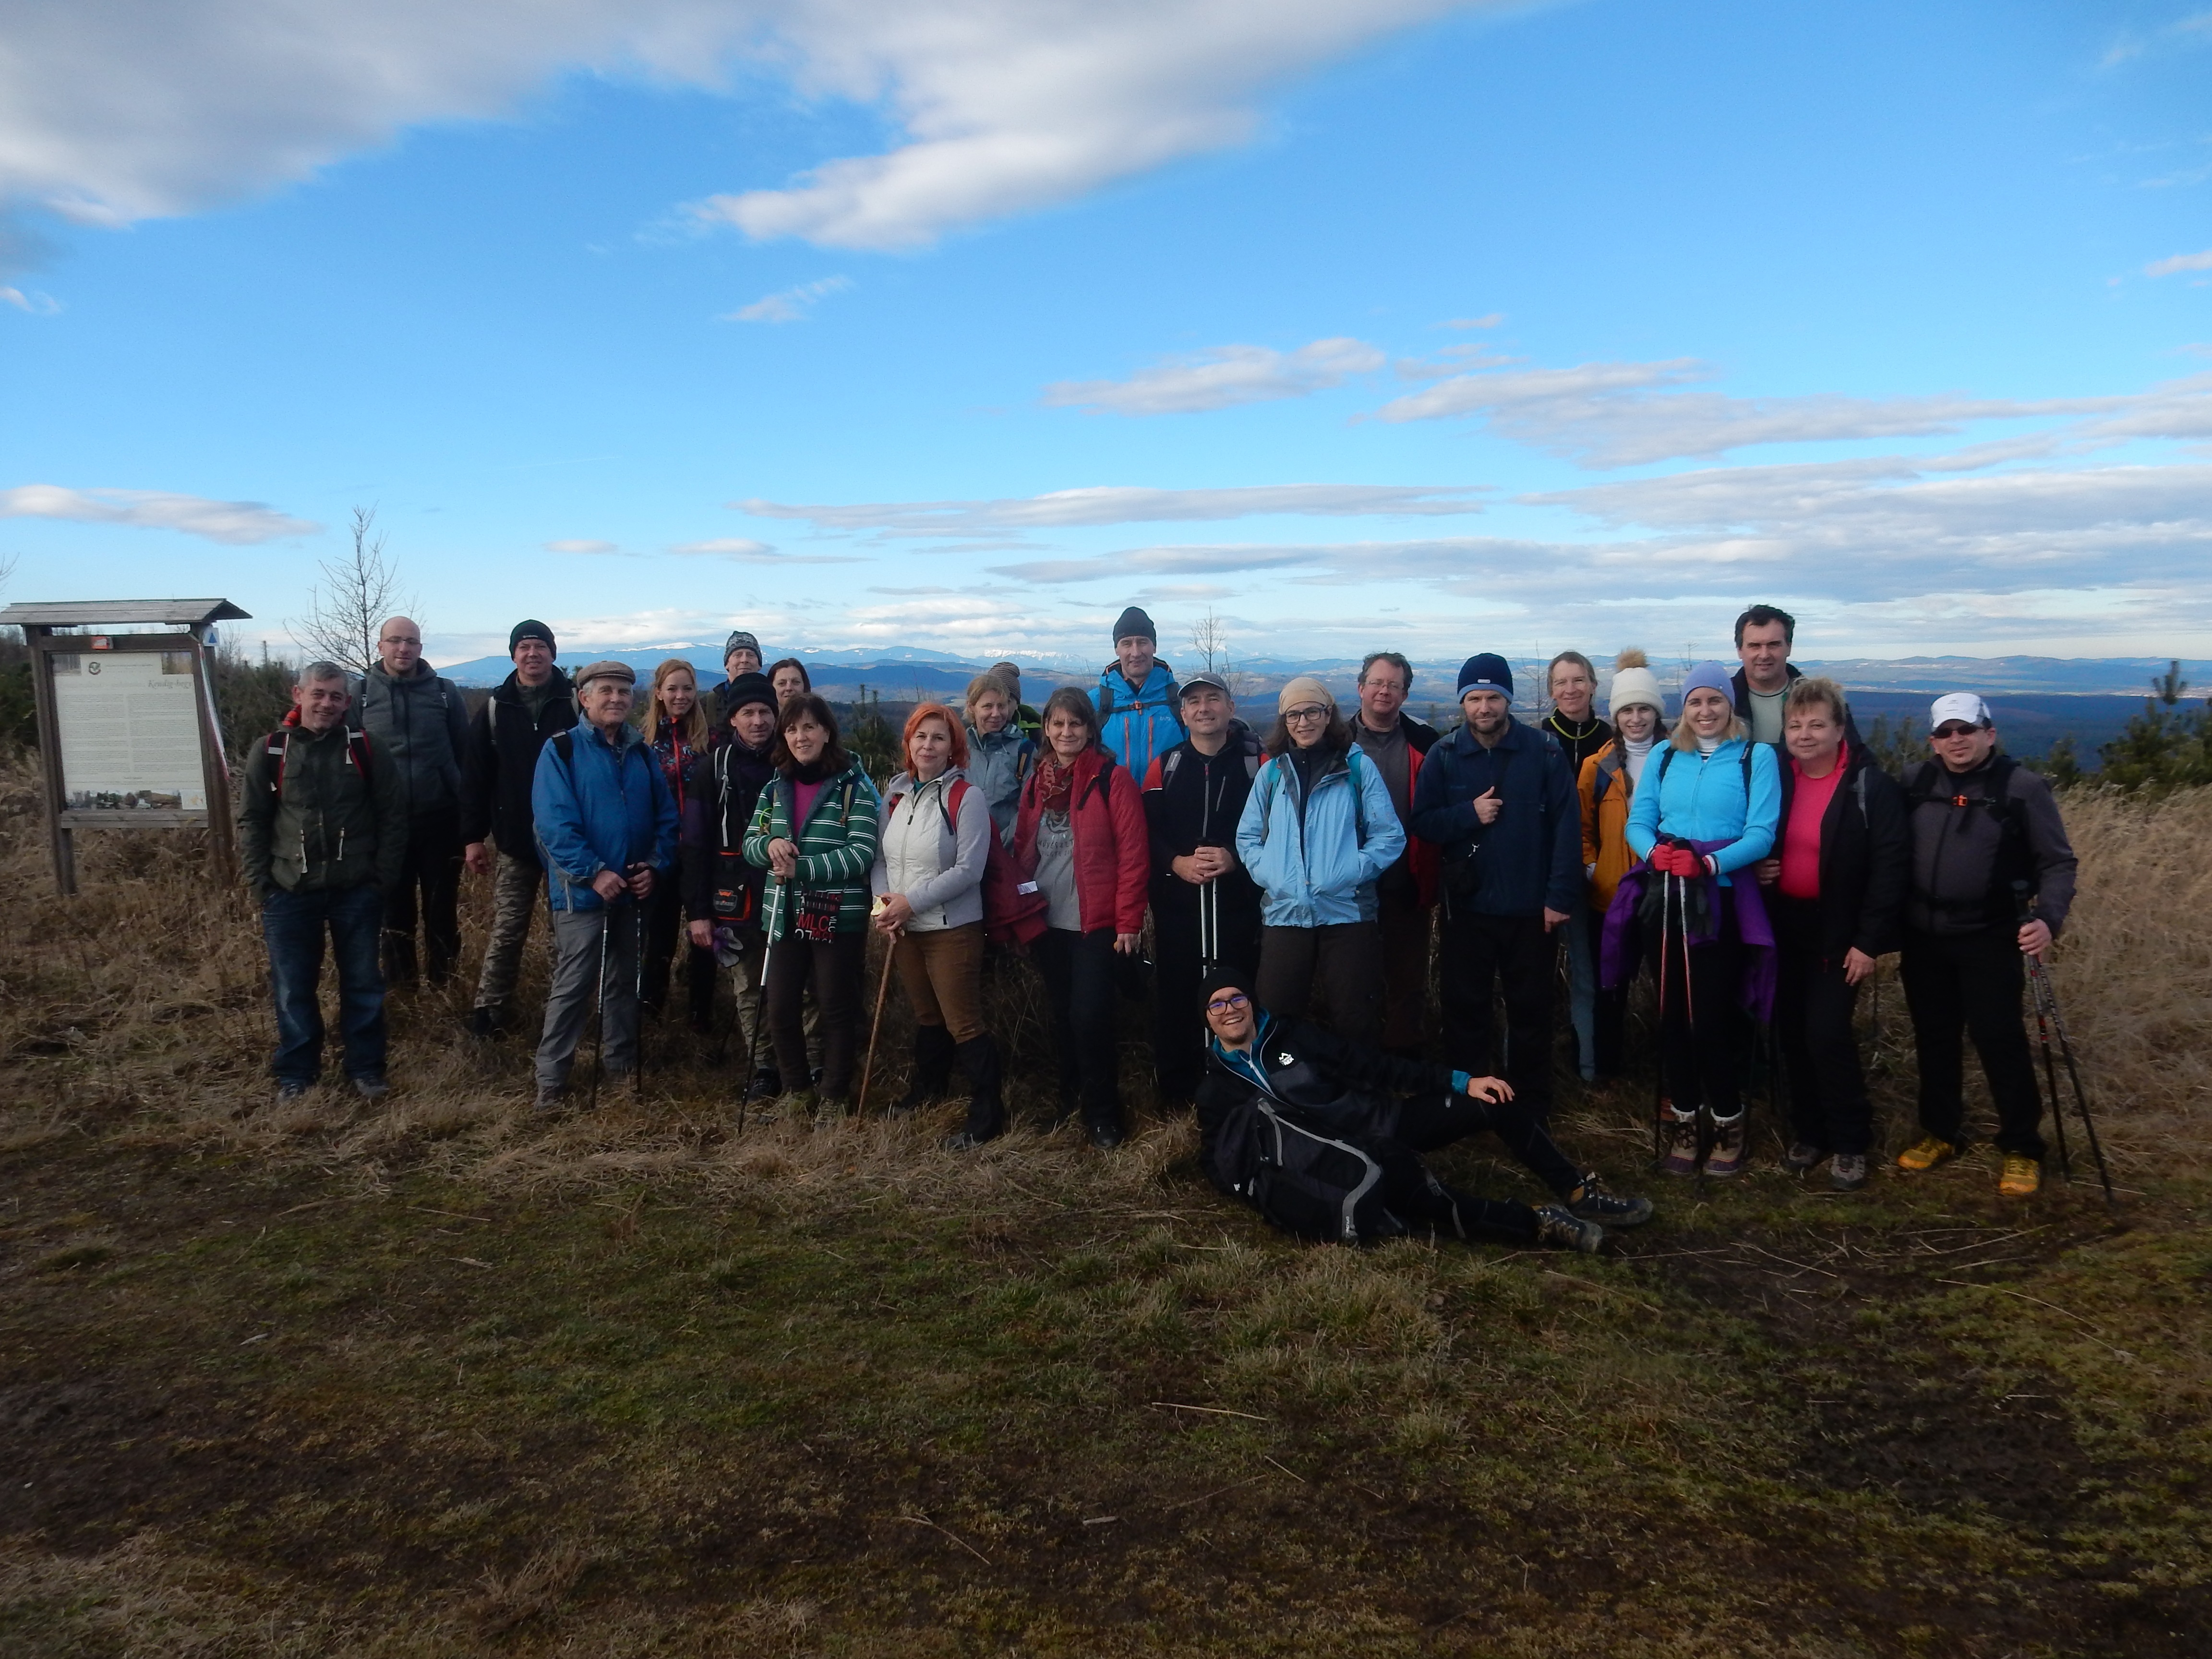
[1623,661,1781,1177]
[872,703,1002,1145]
[639,658,715,1030]
[963,670,1035,848]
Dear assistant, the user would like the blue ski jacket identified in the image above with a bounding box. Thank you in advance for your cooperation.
[531,721,679,912]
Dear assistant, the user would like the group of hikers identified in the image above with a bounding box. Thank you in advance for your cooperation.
[235,600,2079,1254]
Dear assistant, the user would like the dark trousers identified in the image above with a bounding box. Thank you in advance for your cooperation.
[641,880,716,1024]
[1771,897,1872,1155]
[1152,890,1261,1102]
[1388,1090,1585,1195]
[1901,925,2044,1159]
[1257,921,1384,1047]
[765,933,864,1101]
[1644,888,1746,1118]
[1377,890,1432,1055]
[1588,907,1628,1077]
[1438,909,1556,1118]
[1036,926,1122,1127]
[263,883,387,1085]
[381,807,461,986]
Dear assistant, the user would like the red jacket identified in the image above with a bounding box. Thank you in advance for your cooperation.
[1406,739,1439,909]
[1012,745,1149,936]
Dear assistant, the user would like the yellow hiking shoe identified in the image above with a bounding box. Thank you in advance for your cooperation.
[1897,1135,1960,1173]
[1998,1155,2042,1198]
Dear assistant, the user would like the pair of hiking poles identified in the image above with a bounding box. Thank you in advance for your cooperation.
[2015,882,2117,1211]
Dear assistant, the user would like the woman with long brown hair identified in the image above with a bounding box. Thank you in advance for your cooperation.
[639,658,715,1030]
[1012,686,1149,1147]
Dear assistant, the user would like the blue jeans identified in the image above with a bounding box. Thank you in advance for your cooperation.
[263,884,388,1084]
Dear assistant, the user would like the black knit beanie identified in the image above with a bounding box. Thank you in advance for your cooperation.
[509,618,556,656]
[1112,606,1157,646]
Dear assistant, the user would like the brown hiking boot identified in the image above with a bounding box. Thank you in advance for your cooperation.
[1704,1113,1748,1178]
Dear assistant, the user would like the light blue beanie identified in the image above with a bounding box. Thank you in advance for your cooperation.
[1681,660,1734,701]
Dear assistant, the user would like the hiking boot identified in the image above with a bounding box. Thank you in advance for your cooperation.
[1661,1109,1702,1177]
[892,1026,957,1115]
[533,1085,565,1115]
[772,1090,818,1123]
[468,1005,504,1040]
[1998,1154,2042,1198]
[1830,1153,1869,1191]
[954,1035,1006,1146]
[812,1095,850,1130]
[1704,1113,1748,1178]
[276,1079,312,1104]
[1532,1204,1604,1253]
[1898,1135,1960,1173]
[351,1073,390,1101]
[942,1128,993,1152]
[1783,1141,1827,1174]
[1087,1116,1126,1151]
[1565,1174,1653,1227]
[745,1067,782,1102]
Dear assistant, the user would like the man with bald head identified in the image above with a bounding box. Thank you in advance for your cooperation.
[351,615,472,987]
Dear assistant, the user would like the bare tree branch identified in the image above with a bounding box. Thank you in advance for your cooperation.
[289,507,416,674]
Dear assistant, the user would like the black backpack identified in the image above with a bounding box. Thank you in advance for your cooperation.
[1905,756,2036,926]
[1241,1102,1415,1245]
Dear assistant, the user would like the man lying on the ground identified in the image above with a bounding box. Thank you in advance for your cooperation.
[1194,968,1652,1251]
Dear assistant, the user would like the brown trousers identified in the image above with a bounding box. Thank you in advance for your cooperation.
[891,922,986,1044]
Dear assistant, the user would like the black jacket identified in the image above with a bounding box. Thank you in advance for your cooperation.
[1540,710,1613,777]
[1903,752,2077,938]
[1195,1011,1457,1196]
[1141,721,1266,922]
[1409,718,1581,918]
[458,667,577,865]
[1768,744,1909,962]
[680,734,778,924]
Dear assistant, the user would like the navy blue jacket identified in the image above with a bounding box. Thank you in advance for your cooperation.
[1408,718,1581,918]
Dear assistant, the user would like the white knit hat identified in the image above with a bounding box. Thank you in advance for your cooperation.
[1606,649,1664,719]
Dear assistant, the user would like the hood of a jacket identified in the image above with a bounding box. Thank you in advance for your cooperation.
[366,659,442,685]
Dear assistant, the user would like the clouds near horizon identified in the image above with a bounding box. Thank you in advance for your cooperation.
[0,484,316,543]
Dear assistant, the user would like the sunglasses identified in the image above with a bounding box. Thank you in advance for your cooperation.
[1283,706,1330,724]
[1931,723,1982,740]
[1205,993,1250,1015]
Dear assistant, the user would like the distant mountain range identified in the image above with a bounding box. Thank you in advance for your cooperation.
[436,646,2205,763]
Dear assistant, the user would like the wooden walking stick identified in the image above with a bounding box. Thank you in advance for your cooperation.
[857,902,899,1114]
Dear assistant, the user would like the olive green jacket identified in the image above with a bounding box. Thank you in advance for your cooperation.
[238,716,409,899]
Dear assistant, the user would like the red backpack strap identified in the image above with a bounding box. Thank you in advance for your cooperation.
[264,729,291,801]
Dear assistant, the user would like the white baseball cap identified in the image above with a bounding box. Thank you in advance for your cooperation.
[1929,692,1992,730]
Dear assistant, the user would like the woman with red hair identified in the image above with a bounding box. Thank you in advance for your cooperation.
[870,702,1002,1144]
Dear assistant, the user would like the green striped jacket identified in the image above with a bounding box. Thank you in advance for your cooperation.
[742,760,883,942]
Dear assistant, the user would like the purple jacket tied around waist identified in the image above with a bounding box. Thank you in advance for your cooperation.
[1600,838,1776,1022]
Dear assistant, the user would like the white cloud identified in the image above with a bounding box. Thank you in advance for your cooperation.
[737,482,1487,535]
[0,286,60,314]
[1,0,1494,249]
[545,538,620,554]
[0,483,317,543]
[724,275,850,323]
[1441,313,1503,329]
[669,537,859,564]
[2147,249,2212,278]
[1372,355,2121,468]
[1044,337,1386,415]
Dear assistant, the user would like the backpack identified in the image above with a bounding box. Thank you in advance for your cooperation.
[887,776,1047,947]
[709,746,769,925]
[1096,666,1188,735]
[1242,1102,1412,1245]
[263,726,373,803]
[1905,756,2035,926]
[1157,737,1263,791]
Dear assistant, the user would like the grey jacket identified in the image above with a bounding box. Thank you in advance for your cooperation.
[351,659,470,818]
[964,722,1036,848]
[1904,754,2077,938]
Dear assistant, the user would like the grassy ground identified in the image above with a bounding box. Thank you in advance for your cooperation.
[1,763,2208,1656]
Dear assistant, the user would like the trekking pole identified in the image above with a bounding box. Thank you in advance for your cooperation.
[1199,871,1219,973]
[632,869,649,1096]
[857,920,898,1114]
[2010,885,2116,1212]
[589,899,613,1111]
[1651,867,1671,1166]
[2014,887,2072,1181]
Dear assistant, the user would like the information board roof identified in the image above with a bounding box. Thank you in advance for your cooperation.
[0,598,251,628]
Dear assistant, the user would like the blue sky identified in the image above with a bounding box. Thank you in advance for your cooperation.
[3,0,2210,671]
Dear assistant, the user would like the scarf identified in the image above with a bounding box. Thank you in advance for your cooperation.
[1033,750,1079,813]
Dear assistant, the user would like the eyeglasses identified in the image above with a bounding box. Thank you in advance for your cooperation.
[1283,706,1330,724]
[1205,993,1250,1015]
[1930,723,1982,740]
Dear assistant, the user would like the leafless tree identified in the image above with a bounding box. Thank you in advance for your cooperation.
[290,507,416,674]
[1189,609,1227,673]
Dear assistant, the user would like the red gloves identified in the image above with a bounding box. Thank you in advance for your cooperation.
[1648,843,1706,878]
